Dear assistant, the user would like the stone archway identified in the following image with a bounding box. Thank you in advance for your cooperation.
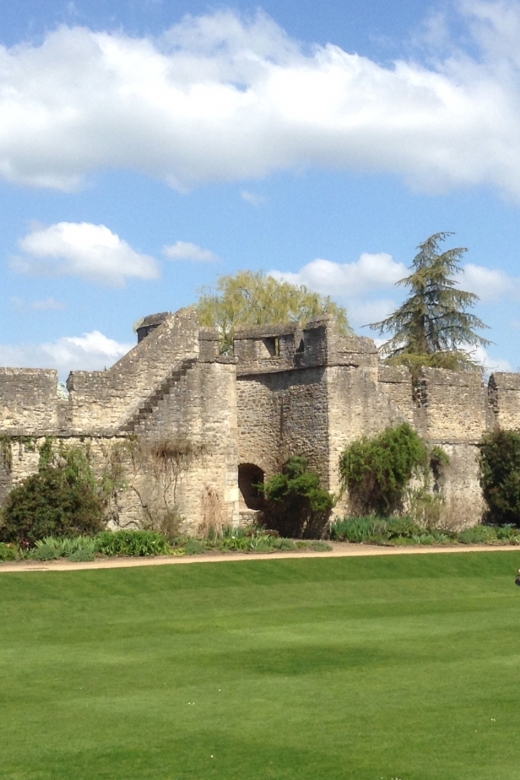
[238,463,265,510]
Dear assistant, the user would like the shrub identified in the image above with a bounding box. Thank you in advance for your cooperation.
[183,538,207,555]
[260,456,334,538]
[307,541,333,552]
[31,535,97,561]
[329,516,387,543]
[0,542,18,561]
[94,530,171,557]
[339,423,429,516]
[271,538,296,551]
[0,444,105,547]
[479,430,520,526]
[457,525,498,545]
[385,517,421,539]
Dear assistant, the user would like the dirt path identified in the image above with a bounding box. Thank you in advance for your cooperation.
[1,542,518,574]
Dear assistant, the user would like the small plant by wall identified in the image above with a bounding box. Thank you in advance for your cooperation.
[339,423,448,517]
[260,456,334,538]
[479,430,520,526]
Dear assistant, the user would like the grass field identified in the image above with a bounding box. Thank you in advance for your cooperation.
[2,552,520,780]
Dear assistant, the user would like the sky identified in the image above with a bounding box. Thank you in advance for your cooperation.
[1,0,520,378]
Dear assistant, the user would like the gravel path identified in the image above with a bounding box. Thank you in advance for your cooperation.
[0,542,517,573]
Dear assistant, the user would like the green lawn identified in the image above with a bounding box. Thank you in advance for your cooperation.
[1,552,520,780]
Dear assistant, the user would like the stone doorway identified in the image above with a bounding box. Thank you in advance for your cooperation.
[238,463,265,510]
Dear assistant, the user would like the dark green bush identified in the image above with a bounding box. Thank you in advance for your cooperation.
[479,430,520,526]
[260,456,334,538]
[339,423,429,516]
[0,451,105,547]
[94,530,171,557]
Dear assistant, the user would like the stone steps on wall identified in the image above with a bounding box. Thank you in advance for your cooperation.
[119,358,197,434]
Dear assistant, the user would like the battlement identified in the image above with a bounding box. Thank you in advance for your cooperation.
[234,316,378,376]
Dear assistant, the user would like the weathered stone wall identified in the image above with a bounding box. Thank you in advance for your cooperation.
[488,373,520,430]
[131,359,240,531]
[2,308,520,532]
[67,308,200,434]
[326,365,409,512]
[0,311,238,533]
[0,369,59,434]
[237,366,329,485]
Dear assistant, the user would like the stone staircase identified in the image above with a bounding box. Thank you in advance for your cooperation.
[119,358,197,434]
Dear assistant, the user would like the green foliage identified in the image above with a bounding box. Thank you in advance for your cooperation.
[31,536,97,561]
[94,530,171,557]
[457,525,499,545]
[307,540,333,552]
[478,430,520,526]
[370,232,489,371]
[0,542,18,561]
[271,537,296,551]
[183,538,207,555]
[260,456,334,538]
[0,444,105,547]
[197,269,349,353]
[339,423,429,515]
[329,516,387,542]
[329,514,458,546]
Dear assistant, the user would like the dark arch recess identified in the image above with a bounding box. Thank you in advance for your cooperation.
[238,463,265,510]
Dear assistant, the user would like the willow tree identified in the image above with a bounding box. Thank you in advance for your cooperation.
[370,233,490,371]
[197,270,349,352]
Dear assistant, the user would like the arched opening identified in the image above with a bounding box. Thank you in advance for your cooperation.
[238,463,265,510]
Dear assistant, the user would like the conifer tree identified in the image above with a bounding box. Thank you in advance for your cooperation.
[370,232,490,371]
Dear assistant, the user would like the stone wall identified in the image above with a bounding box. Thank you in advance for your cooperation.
[0,368,60,434]
[2,308,520,532]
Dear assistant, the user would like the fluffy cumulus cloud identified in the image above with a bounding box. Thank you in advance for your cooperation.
[13,222,159,286]
[163,240,219,262]
[458,263,520,301]
[0,331,132,377]
[2,3,520,197]
[270,253,407,298]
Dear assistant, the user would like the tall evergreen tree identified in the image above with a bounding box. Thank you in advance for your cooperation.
[370,232,490,371]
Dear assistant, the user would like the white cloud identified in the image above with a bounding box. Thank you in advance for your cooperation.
[241,190,268,206]
[10,296,65,311]
[469,344,513,373]
[0,331,132,377]
[1,5,520,197]
[163,240,219,262]
[269,253,407,298]
[13,222,159,286]
[458,263,520,301]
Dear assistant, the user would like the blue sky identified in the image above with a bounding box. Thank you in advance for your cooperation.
[1,0,520,377]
